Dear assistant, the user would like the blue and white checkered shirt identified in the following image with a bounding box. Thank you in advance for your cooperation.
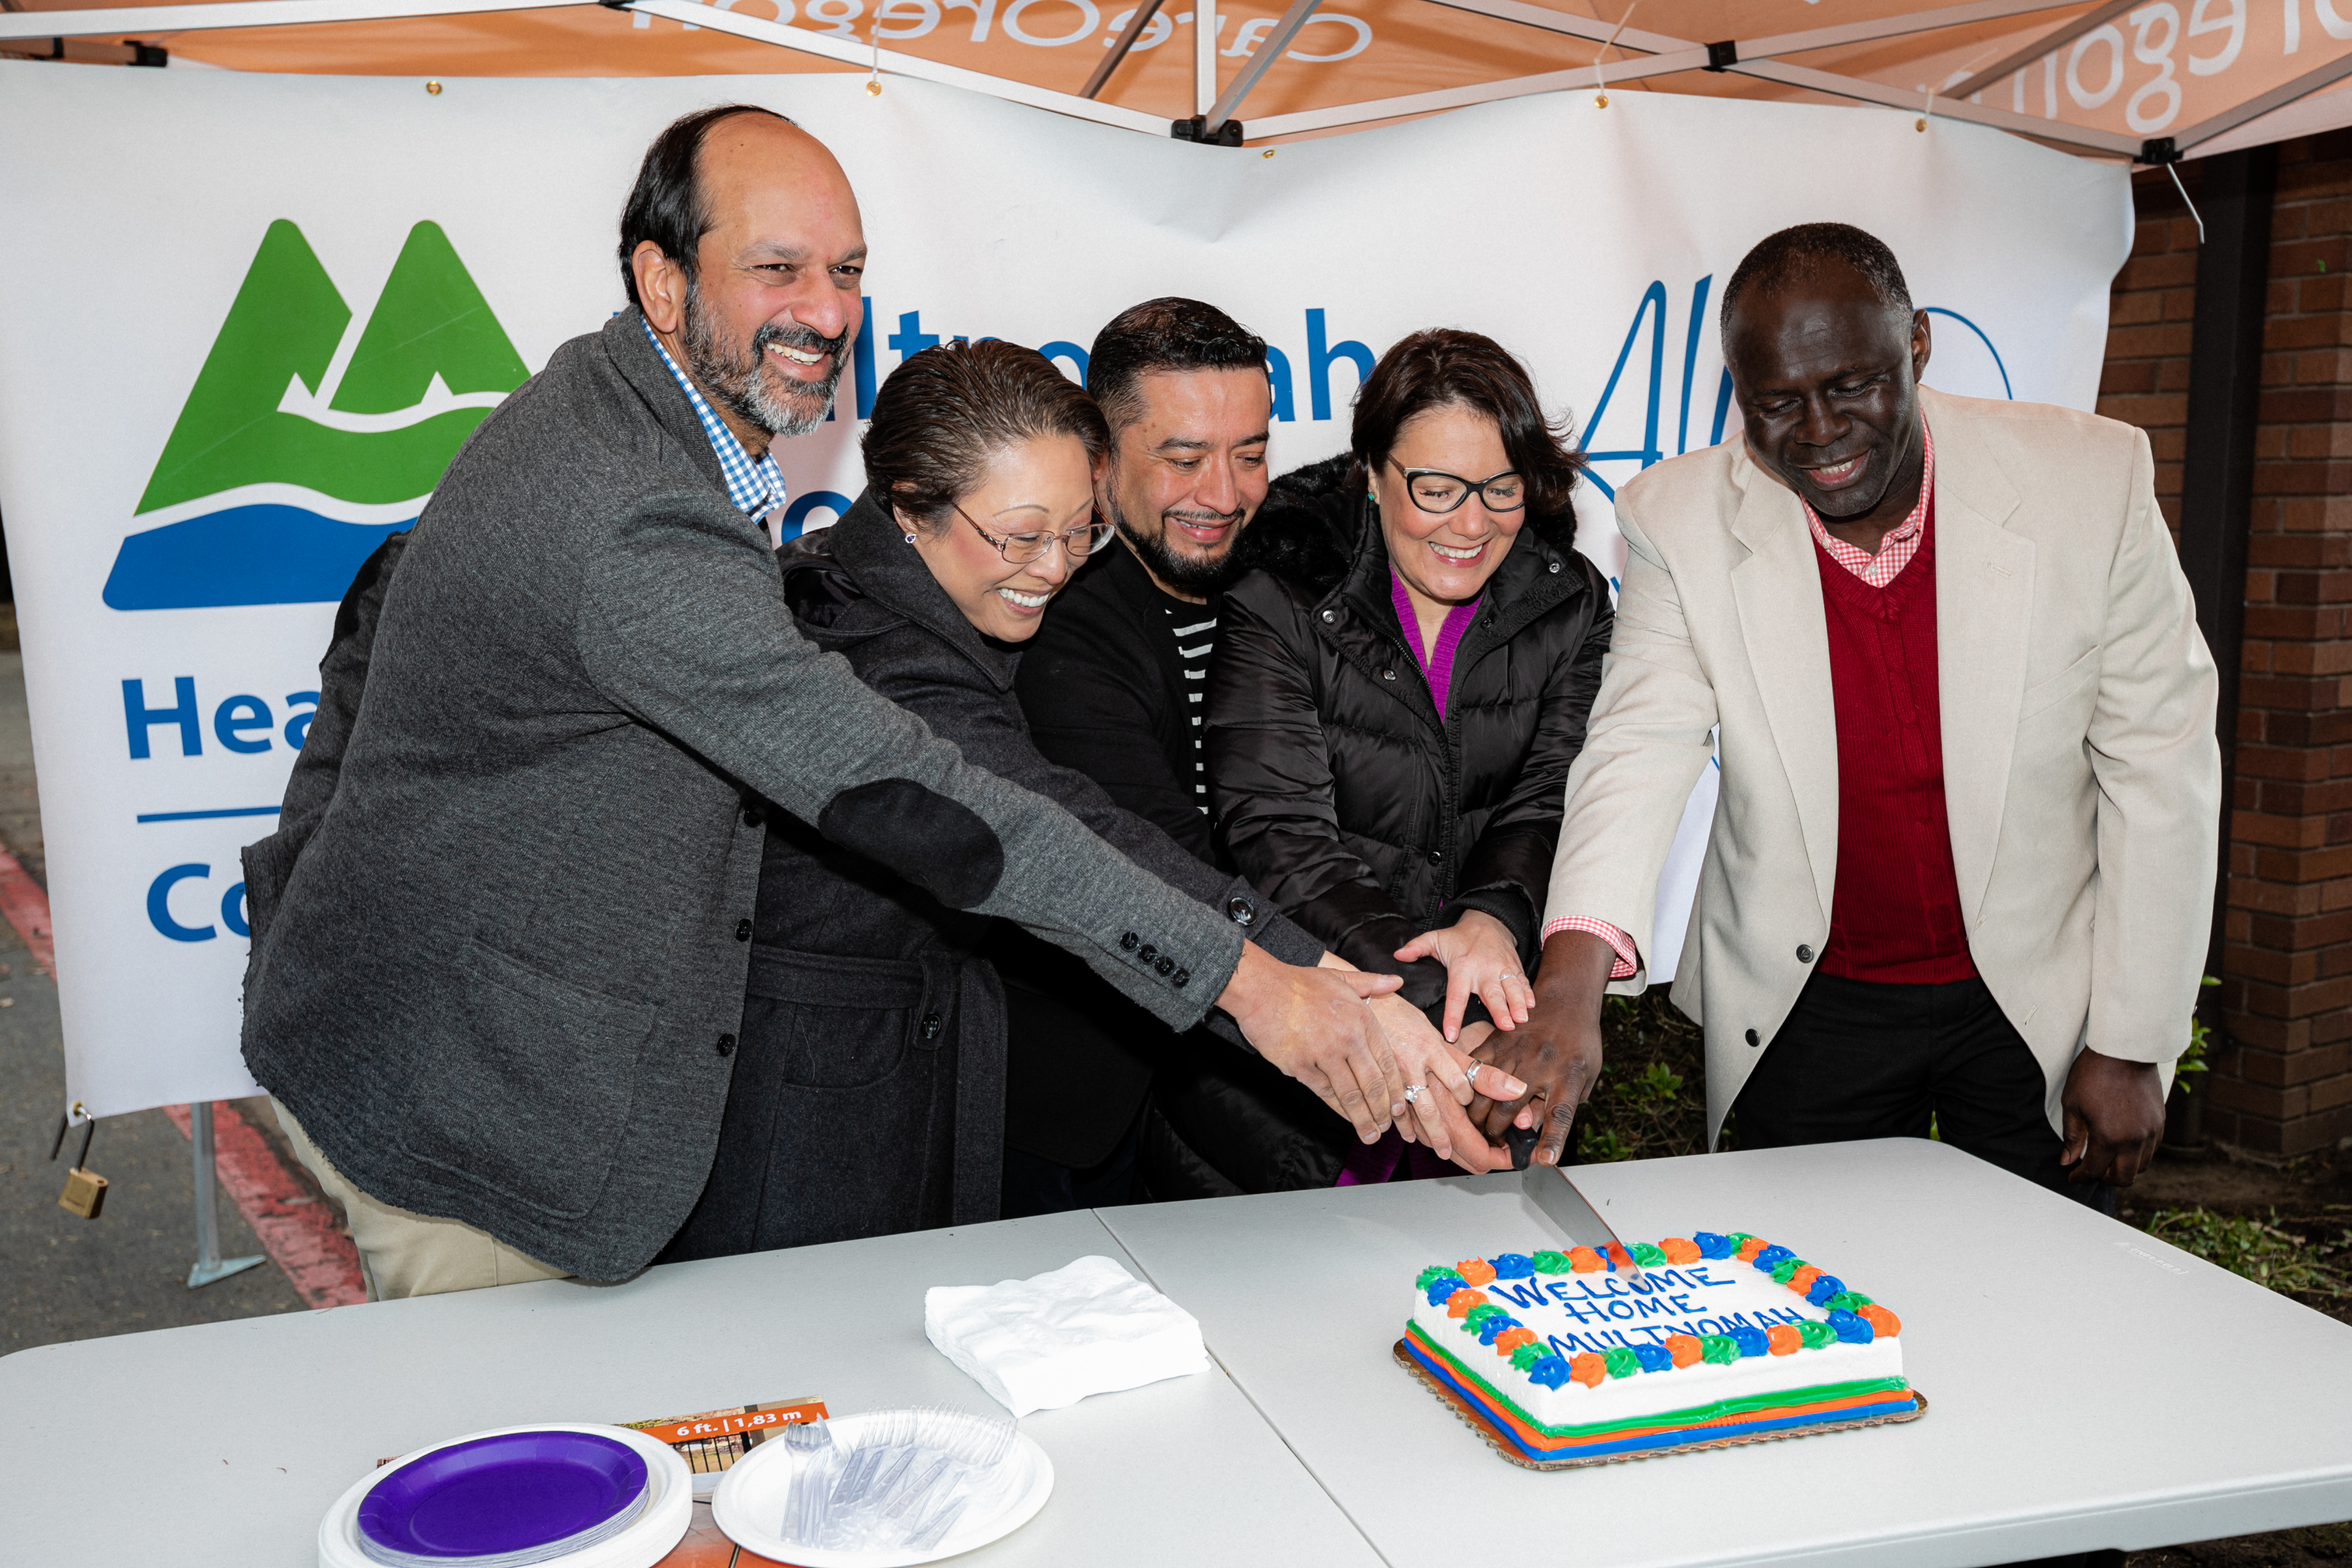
[643,319,789,522]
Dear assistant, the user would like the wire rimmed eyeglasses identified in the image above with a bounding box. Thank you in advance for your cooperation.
[1390,460,1528,515]
[954,503,1118,565]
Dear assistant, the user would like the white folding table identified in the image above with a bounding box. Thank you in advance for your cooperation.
[1103,1138,2352,1568]
[0,1208,1383,1567]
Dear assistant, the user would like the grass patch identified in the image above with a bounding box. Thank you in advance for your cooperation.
[2144,1207,2350,1299]
[1575,993,1713,1162]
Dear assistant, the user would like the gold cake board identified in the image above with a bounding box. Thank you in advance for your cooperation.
[1393,1339,1927,1472]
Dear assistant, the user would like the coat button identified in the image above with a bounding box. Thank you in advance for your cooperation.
[741,805,761,827]
[736,919,753,941]
[920,1012,943,1041]
[1172,968,1190,987]
[1797,944,1814,964]
[1155,956,1175,976]
[1120,932,1140,951]
[1743,1029,1760,1047]
[715,1033,736,1057]
[1382,668,1396,681]
[1139,943,1158,964]
[1321,610,1337,623]
[1548,559,1561,574]
[1428,848,1443,864]
[1225,895,1257,927]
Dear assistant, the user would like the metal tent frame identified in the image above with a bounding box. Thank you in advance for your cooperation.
[8,0,2352,161]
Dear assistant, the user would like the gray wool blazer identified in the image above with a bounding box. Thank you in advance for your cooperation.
[240,310,1254,1282]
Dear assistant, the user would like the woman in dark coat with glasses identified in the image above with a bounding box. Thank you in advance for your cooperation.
[655,340,1472,1261]
[1143,329,1613,1198]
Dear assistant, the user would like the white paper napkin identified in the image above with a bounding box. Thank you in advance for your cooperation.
[924,1255,1211,1418]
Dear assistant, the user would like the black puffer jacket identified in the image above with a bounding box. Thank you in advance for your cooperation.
[1143,453,1612,1196]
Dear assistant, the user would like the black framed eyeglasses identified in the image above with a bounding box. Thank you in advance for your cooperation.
[1391,460,1527,515]
[953,504,1117,565]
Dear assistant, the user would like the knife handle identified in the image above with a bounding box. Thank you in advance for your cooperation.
[1504,1126,1538,1171]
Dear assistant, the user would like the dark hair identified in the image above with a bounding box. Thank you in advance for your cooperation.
[863,340,1111,528]
[1086,297,1269,436]
[616,104,796,310]
[1350,329,1585,517]
[1720,222,1913,337]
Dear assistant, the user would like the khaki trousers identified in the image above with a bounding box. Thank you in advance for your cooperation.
[270,1099,570,1301]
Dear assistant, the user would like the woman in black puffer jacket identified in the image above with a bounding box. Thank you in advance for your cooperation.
[1141,329,1613,1197]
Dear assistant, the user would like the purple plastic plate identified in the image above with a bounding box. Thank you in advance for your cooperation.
[358,1431,649,1558]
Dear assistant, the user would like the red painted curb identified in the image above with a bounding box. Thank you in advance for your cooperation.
[167,1102,368,1309]
[0,844,55,978]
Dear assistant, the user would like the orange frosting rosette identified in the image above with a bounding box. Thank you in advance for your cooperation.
[1445,1287,1489,1318]
[1736,1237,1768,1261]
[1493,1326,1538,1356]
[1456,1258,1498,1287]
[1659,1238,1701,1265]
[1569,1353,1608,1389]
[1665,1334,1702,1368]
[1787,1265,1823,1293]
[1767,1324,1803,1355]
[1565,1246,1603,1273]
[1857,1303,1902,1337]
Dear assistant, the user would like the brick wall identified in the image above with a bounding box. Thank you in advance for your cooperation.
[2099,139,2352,1158]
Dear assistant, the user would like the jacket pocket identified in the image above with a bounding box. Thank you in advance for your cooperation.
[397,938,656,1220]
[2018,645,2100,721]
[743,946,936,1089]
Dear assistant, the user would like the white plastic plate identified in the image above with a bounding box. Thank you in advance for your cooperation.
[318,1423,693,1568]
[710,1413,1053,1568]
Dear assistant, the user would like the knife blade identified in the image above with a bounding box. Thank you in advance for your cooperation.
[1514,1142,1647,1291]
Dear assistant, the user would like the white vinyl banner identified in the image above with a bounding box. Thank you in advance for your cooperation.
[0,60,2129,1117]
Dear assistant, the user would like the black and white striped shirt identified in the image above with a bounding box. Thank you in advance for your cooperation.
[1164,602,1218,813]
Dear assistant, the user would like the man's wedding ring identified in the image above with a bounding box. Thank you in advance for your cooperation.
[1463,1062,1482,1085]
[1402,1084,1425,1104]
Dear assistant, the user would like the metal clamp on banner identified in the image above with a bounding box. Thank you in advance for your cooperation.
[2139,137,2181,165]
[1171,115,1246,147]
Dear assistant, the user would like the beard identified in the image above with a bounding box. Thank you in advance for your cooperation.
[1103,490,1248,597]
[679,283,848,441]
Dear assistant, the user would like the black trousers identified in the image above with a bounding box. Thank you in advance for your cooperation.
[1733,972,2111,1213]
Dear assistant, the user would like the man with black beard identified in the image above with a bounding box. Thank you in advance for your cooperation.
[997,298,1280,1211]
[242,126,1426,1298]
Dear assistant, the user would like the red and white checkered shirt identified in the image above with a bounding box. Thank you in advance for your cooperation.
[1803,418,1934,588]
[1540,419,1936,980]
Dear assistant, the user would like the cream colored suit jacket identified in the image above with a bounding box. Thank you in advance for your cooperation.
[1545,387,2220,1140]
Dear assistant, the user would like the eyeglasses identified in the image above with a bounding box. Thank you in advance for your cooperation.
[954,503,1118,565]
[1390,461,1527,515]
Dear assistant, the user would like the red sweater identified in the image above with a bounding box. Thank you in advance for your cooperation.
[1813,498,1978,985]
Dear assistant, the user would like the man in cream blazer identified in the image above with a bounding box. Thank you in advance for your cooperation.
[1477,224,2218,1202]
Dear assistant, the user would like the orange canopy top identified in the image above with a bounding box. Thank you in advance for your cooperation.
[7,0,2349,156]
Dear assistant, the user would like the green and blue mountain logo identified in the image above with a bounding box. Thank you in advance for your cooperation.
[105,218,527,610]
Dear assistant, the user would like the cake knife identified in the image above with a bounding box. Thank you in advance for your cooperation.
[1513,1133,1648,1290]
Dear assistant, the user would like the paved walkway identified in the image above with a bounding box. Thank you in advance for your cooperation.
[0,651,322,1352]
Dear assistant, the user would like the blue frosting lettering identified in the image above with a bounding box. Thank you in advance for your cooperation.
[1487,1281,1550,1309]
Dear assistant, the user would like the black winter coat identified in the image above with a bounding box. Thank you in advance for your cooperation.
[1146,454,1612,1196]
[658,493,1322,1259]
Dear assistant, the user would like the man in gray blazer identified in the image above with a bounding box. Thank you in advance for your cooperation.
[242,105,1440,1297]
